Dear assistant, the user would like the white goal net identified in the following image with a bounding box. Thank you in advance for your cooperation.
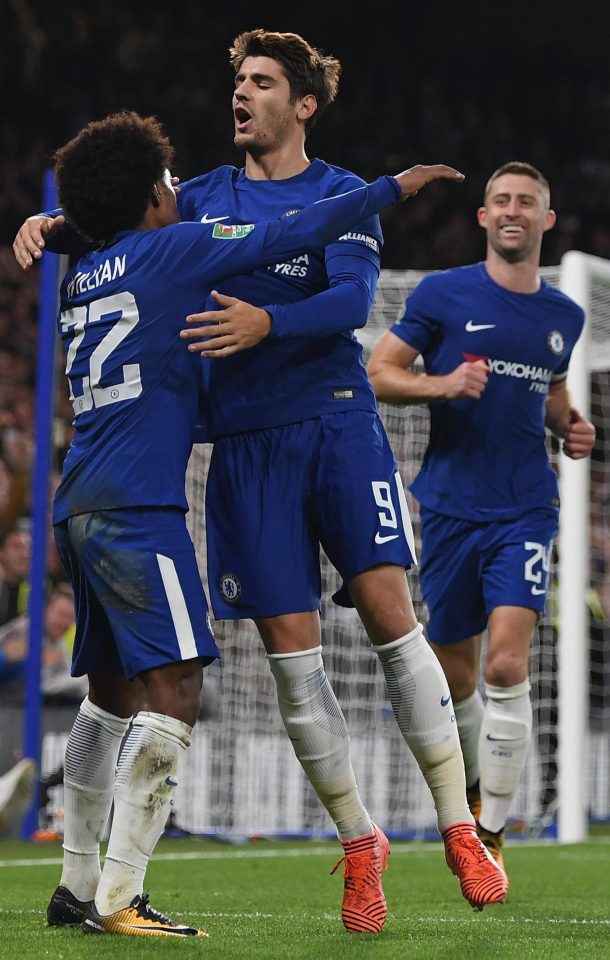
[38,254,610,841]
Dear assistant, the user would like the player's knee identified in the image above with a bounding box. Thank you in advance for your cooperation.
[432,654,478,703]
[350,564,417,644]
[135,659,203,726]
[88,672,135,718]
[485,651,528,689]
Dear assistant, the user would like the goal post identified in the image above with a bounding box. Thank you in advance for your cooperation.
[557,251,610,842]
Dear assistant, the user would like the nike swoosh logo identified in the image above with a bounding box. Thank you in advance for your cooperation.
[485,734,522,742]
[375,532,399,544]
[465,321,496,332]
[200,214,230,224]
[440,695,451,707]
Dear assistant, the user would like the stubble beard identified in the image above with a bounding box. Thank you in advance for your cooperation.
[489,232,532,265]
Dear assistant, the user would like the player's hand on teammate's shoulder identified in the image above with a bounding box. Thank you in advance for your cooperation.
[443,359,489,400]
[394,164,465,200]
[180,290,272,357]
[562,409,596,460]
[12,215,66,270]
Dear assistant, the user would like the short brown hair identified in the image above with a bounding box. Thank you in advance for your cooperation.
[230,29,341,133]
[484,161,550,206]
[53,111,174,243]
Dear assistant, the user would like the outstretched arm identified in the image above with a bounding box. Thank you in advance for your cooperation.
[180,164,465,355]
[367,330,489,404]
[213,167,464,282]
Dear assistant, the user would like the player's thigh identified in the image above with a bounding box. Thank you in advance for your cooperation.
[315,412,416,599]
[53,520,122,679]
[419,508,488,644]
[481,509,558,617]
[66,508,218,680]
[205,426,321,620]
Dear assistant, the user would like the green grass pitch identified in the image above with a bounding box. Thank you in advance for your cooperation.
[0,835,608,959]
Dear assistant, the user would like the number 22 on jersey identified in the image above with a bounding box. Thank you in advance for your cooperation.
[60,291,142,416]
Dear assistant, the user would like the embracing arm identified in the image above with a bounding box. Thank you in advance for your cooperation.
[13,210,91,269]
[15,173,185,269]
[180,251,377,357]
[180,164,465,356]
[367,330,489,404]
[545,379,595,459]
[265,246,378,339]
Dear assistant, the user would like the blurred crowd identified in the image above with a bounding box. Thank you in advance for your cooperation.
[0,2,609,720]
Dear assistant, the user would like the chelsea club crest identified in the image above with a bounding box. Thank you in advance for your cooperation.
[220,573,241,602]
[547,330,564,355]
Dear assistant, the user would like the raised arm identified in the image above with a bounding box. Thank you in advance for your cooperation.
[180,165,465,355]
[249,166,465,276]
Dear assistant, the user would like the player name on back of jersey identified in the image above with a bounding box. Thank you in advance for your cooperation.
[66,255,126,298]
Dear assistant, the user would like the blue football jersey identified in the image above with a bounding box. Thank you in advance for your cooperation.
[178,159,384,438]
[53,177,399,522]
[391,262,585,521]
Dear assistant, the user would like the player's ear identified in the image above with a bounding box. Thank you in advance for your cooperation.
[476,206,487,228]
[297,94,317,123]
[150,183,161,208]
[544,208,557,233]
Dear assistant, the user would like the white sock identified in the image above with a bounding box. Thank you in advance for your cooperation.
[375,625,473,833]
[453,690,485,789]
[479,679,532,833]
[267,646,372,841]
[60,697,131,902]
[95,711,191,915]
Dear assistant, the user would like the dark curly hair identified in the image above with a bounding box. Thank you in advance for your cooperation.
[230,29,341,134]
[53,110,174,243]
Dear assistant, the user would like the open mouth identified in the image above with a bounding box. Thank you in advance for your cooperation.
[499,225,525,239]
[234,106,252,130]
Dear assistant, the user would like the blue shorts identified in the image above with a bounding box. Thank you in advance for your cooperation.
[206,411,416,619]
[54,507,219,679]
[419,506,559,645]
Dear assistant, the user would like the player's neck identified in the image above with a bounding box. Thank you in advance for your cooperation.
[485,251,542,294]
[244,141,310,182]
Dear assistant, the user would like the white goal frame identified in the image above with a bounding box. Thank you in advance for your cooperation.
[558,251,610,842]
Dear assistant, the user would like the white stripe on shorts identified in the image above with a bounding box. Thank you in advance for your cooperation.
[156,553,198,661]
[394,471,418,566]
